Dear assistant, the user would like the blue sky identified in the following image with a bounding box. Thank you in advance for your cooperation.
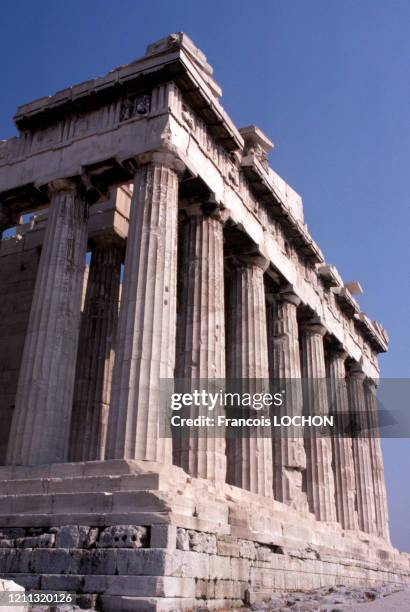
[1,1,409,550]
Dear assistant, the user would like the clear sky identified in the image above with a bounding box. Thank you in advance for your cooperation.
[1,1,409,550]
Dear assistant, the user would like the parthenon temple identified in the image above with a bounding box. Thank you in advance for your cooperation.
[0,33,408,610]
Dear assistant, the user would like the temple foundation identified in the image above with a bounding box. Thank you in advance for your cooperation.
[0,461,408,612]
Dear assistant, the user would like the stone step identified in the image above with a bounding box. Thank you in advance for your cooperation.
[0,548,178,578]
[0,574,198,598]
[0,474,165,496]
[0,491,175,516]
[0,574,244,611]
[0,478,230,530]
[0,460,188,484]
[100,595,243,612]
[0,512,170,528]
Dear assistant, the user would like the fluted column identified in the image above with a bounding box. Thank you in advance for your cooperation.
[226,255,273,497]
[300,319,337,522]
[69,239,122,461]
[267,286,308,511]
[174,202,226,481]
[7,179,88,466]
[105,153,183,463]
[364,378,390,540]
[348,365,377,534]
[327,348,358,530]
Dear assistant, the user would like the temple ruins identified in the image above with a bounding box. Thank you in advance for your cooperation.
[0,33,408,611]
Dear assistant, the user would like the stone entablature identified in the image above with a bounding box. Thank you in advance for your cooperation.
[0,35,384,379]
[0,186,130,252]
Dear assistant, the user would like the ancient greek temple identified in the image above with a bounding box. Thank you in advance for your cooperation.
[0,33,408,611]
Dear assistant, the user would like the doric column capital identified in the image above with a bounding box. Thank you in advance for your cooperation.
[328,345,348,363]
[125,148,186,177]
[180,196,228,224]
[236,251,269,272]
[47,178,79,196]
[349,362,366,380]
[364,376,379,394]
[300,316,327,337]
[201,200,227,223]
[278,284,301,308]
[40,174,105,203]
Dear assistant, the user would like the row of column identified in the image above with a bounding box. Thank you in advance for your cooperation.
[5,155,389,540]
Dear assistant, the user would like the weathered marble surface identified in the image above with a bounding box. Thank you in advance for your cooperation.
[106,158,181,464]
[226,255,273,497]
[0,33,386,379]
[174,203,226,481]
[268,287,307,512]
[6,182,88,467]
[0,32,398,610]
[0,461,408,611]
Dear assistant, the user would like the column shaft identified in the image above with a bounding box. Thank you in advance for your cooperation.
[105,159,180,463]
[174,208,226,480]
[364,378,389,539]
[348,367,377,534]
[226,259,273,497]
[300,321,337,522]
[267,288,307,511]
[69,241,122,461]
[7,181,88,466]
[327,350,358,530]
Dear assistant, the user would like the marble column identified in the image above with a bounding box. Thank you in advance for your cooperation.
[69,239,122,461]
[348,365,377,534]
[105,153,183,463]
[7,179,88,466]
[267,286,308,511]
[364,377,389,539]
[327,348,358,530]
[226,255,273,497]
[174,202,226,481]
[300,319,337,522]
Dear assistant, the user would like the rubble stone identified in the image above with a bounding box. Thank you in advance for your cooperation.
[96,526,147,549]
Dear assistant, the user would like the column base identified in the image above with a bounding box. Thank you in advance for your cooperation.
[0,461,408,610]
